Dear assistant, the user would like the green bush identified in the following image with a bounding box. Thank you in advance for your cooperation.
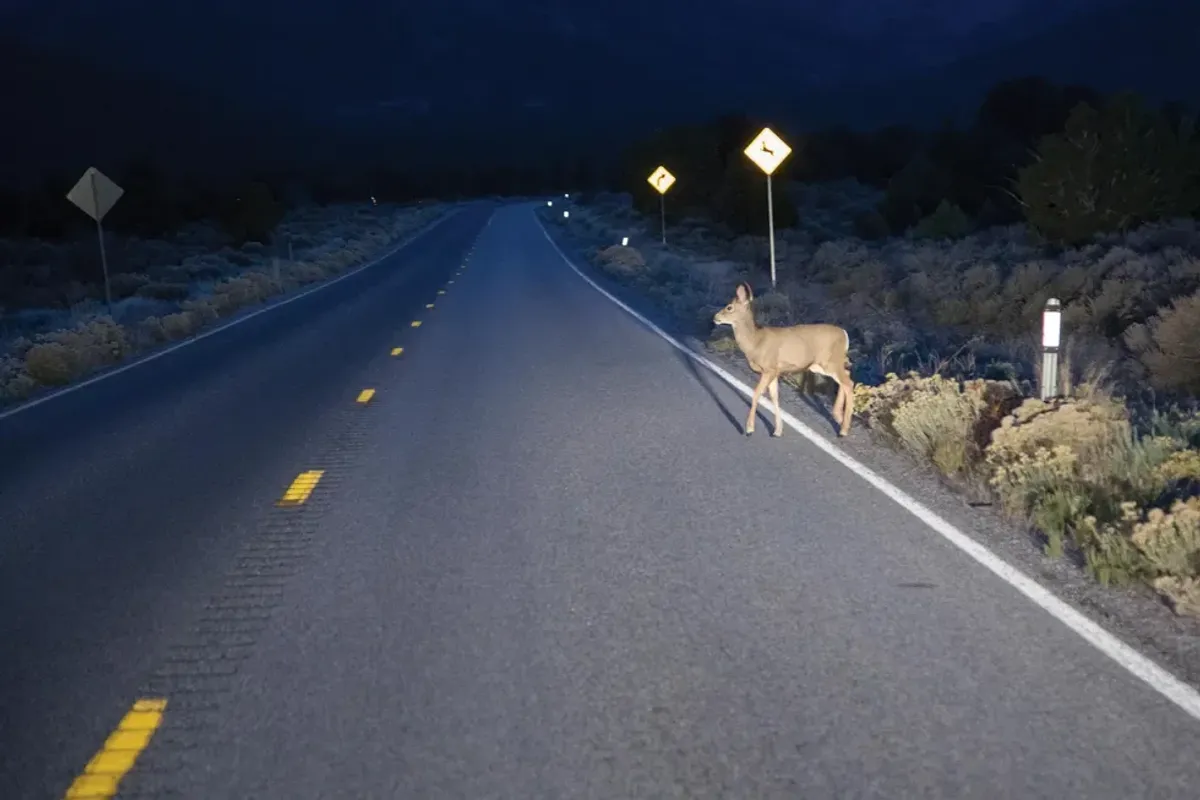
[1016,93,1200,244]
[879,152,953,232]
[912,200,972,240]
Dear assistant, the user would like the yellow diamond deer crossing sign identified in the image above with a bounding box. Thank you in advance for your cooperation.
[743,127,792,176]
[646,166,676,195]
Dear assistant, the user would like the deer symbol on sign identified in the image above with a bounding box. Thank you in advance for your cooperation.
[761,141,775,156]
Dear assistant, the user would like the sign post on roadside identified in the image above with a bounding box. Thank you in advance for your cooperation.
[742,128,792,289]
[646,165,676,246]
[66,167,125,317]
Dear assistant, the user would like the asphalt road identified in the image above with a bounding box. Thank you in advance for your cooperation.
[4,202,1200,799]
[0,202,488,798]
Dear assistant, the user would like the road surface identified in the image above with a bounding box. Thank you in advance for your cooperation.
[2,202,1199,799]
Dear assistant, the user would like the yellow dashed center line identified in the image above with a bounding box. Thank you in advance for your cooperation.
[425,303,434,309]
[391,347,404,356]
[411,320,422,328]
[356,389,376,404]
[437,290,445,295]
[278,470,324,506]
[65,698,167,799]
[448,280,454,284]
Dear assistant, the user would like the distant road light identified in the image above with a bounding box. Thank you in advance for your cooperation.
[621,237,629,246]
[563,210,570,218]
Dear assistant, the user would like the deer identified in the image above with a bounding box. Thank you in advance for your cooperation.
[713,281,854,438]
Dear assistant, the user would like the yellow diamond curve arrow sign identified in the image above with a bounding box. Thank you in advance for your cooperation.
[646,165,676,195]
[743,127,792,176]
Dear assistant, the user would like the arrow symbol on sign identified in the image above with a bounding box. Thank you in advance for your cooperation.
[657,174,666,186]
[761,142,775,156]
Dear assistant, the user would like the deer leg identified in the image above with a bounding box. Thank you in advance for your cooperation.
[745,372,771,435]
[833,367,854,437]
[768,375,784,437]
[830,375,845,425]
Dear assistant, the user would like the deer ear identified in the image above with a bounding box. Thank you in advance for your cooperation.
[736,282,753,302]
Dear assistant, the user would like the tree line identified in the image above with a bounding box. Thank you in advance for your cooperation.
[618,76,1200,245]
[3,74,1198,249]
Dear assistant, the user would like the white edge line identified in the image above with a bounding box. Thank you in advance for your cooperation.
[0,205,464,421]
[532,208,1200,725]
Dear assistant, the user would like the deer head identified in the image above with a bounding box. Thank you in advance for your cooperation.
[713,281,754,327]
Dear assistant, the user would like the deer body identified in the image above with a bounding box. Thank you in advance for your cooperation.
[714,282,854,437]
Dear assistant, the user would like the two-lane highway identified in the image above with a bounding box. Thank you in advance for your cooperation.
[0,203,493,798]
[4,201,1200,799]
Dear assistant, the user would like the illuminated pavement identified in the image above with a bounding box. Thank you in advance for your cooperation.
[2,203,1199,798]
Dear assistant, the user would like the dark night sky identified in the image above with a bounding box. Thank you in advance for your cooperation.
[0,0,1194,177]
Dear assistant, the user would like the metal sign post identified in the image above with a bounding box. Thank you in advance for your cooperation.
[646,165,676,246]
[66,167,125,317]
[743,127,793,289]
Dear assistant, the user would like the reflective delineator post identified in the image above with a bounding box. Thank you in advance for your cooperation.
[1040,297,1062,400]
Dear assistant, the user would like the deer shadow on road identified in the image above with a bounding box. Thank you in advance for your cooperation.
[674,346,778,434]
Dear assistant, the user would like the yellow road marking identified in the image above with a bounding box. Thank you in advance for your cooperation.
[448,280,454,284]
[356,389,375,404]
[65,698,166,799]
[437,290,445,295]
[391,347,404,356]
[411,321,422,328]
[278,470,324,506]
[425,303,434,309]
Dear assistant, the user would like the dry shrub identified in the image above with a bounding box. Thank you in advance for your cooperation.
[0,355,36,400]
[208,272,276,316]
[22,317,129,386]
[139,312,196,345]
[985,397,1133,511]
[595,245,645,275]
[854,373,1019,477]
[181,297,220,324]
[689,260,738,304]
[1156,448,1200,485]
[286,262,328,285]
[1078,498,1200,614]
[983,396,1193,579]
[316,251,357,273]
[159,311,198,341]
[1125,289,1200,394]
[709,334,739,353]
